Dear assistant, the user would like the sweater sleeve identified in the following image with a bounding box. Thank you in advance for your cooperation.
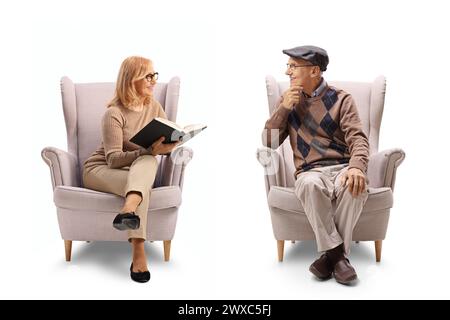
[102,107,142,169]
[340,94,370,173]
[122,139,150,153]
[262,96,291,149]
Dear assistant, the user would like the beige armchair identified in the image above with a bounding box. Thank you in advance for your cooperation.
[41,76,193,262]
[257,76,405,262]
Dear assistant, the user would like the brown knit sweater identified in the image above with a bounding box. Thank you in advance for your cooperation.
[83,99,167,170]
[263,85,369,178]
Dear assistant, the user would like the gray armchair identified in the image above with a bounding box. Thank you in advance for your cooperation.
[42,76,193,262]
[257,75,405,262]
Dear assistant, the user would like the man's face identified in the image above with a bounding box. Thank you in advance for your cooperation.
[285,58,318,87]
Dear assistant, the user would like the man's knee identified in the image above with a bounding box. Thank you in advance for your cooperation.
[338,185,368,201]
[296,174,326,193]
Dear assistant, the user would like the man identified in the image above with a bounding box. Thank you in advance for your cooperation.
[262,45,369,285]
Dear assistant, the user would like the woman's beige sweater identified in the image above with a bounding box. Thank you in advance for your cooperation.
[84,99,167,170]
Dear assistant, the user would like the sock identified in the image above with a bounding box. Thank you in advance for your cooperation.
[326,243,344,266]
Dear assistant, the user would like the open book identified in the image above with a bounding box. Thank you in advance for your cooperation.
[130,117,207,149]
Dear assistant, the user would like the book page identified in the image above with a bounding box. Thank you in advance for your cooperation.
[177,123,207,145]
[155,117,183,131]
[183,124,207,133]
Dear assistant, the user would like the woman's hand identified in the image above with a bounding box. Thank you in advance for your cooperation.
[149,136,180,156]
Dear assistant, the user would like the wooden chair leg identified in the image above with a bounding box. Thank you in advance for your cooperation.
[375,240,382,262]
[277,240,285,262]
[64,240,72,262]
[163,240,171,262]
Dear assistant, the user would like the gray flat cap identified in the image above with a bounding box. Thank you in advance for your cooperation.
[282,45,329,71]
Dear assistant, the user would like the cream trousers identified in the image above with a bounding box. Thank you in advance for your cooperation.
[294,164,369,255]
[83,155,158,240]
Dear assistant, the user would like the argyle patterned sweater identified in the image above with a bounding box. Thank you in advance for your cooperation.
[263,85,369,178]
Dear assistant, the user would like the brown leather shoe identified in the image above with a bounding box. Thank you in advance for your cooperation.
[309,254,333,280]
[333,258,357,285]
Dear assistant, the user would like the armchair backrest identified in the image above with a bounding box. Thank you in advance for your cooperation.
[265,75,386,187]
[60,76,180,183]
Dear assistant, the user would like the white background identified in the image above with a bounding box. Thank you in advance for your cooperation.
[1,0,449,299]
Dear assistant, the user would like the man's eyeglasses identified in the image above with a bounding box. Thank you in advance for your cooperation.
[286,63,315,71]
[145,72,159,82]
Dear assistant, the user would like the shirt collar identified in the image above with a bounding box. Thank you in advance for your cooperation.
[311,78,327,97]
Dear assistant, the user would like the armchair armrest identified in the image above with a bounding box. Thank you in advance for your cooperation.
[367,148,406,190]
[160,146,193,189]
[41,147,80,190]
[256,146,286,195]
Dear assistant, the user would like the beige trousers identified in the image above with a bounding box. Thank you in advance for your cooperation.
[82,155,158,240]
[294,164,369,255]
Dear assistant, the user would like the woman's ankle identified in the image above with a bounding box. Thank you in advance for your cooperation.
[121,206,137,213]
[124,192,142,211]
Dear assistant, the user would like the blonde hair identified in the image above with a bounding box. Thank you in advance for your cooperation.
[108,56,153,108]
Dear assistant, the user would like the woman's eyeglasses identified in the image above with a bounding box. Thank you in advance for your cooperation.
[145,72,159,82]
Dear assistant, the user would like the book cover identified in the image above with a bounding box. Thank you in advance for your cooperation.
[130,117,206,149]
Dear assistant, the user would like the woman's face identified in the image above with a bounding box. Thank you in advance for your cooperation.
[135,65,158,99]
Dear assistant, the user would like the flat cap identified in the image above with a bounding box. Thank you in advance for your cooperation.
[282,45,329,71]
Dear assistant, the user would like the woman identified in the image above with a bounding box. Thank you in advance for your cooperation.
[83,56,179,283]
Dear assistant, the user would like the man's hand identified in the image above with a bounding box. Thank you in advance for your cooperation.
[149,136,180,156]
[281,85,304,109]
[340,167,367,197]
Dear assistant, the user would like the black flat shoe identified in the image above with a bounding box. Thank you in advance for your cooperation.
[113,212,140,231]
[130,263,150,283]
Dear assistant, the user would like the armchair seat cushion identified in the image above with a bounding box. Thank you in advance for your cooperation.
[267,186,393,214]
[54,185,182,212]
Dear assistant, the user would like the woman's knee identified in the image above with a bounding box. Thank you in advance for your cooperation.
[139,154,158,167]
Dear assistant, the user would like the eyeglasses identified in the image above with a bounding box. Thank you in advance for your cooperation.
[145,72,159,82]
[286,63,315,71]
